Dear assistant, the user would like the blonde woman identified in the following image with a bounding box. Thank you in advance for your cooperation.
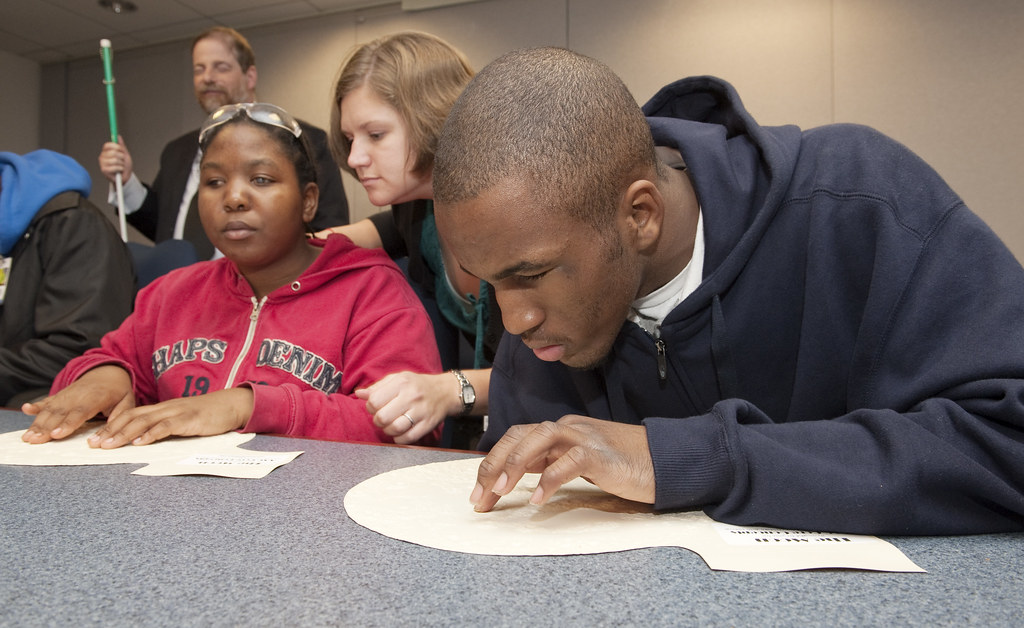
[319,32,497,449]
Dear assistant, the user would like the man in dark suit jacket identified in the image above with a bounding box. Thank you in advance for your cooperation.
[98,26,348,259]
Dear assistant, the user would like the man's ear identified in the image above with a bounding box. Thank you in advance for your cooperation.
[302,182,319,224]
[245,65,258,94]
[621,179,664,252]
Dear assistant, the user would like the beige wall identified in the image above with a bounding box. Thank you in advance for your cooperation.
[0,49,41,154]
[38,0,1024,259]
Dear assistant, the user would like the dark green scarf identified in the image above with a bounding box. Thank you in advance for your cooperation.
[420,206,491,368]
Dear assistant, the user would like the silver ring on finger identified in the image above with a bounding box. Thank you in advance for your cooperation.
[401,412,416,428]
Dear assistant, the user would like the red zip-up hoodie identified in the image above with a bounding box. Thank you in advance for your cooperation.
[53,234,441,444]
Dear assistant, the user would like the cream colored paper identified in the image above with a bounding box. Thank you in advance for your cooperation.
[0,423,302,479]
[130,451,303,478]
[344,457,924,573]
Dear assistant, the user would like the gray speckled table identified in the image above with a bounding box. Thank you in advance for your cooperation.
[1,409,1023,627]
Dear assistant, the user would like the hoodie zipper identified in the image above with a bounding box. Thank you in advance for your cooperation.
[225,296,267,389]
[631,309,668,384]
[655,335,668,382]
[653,326,668,383]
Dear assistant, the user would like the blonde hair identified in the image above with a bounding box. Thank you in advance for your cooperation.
[329,31,474,177]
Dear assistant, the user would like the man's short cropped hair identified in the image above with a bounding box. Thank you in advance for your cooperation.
[434,47,658,232]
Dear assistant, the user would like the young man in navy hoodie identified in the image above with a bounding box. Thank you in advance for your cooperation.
[433,47,1024,536]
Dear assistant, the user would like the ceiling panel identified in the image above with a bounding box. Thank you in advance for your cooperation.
[0,0,399,63]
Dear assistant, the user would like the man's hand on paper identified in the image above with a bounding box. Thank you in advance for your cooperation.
[469,415,656,512]
[83,387,254,449]
[22,365,135,444]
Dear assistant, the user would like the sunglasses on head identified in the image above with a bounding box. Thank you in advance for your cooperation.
[199,102,303,145]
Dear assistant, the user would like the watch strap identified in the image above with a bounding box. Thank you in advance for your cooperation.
[452,369,475,415]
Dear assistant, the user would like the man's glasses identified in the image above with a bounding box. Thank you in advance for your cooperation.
[199,102,303,145]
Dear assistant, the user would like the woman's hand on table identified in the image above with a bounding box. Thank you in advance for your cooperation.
[81,387,253,448]
[21,365,135,443]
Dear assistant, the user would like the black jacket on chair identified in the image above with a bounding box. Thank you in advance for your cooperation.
[0,192,136,406]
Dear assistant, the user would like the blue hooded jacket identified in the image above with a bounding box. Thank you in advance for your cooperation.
[0,150,91,256]
[484,76,1024,535]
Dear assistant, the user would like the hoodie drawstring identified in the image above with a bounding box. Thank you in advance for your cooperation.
[466,282,490,369]
[711,294,739,399]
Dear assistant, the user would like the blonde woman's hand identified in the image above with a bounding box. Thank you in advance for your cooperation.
[313,219,384,248]
[356,371,462,445]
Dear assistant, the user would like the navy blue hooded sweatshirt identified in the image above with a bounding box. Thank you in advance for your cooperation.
[483,76,1024,535]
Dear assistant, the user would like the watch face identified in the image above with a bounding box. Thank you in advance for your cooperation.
[463,385,476,405]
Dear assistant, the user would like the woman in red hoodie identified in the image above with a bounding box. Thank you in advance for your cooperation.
[22,102,441,448]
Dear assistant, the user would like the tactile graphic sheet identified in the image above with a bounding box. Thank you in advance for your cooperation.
[344,456,924,573]
[0,423,301,478]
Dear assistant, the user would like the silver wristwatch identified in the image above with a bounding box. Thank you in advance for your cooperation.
[452,369,476,415]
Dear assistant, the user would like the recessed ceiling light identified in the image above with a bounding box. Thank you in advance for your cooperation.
[99,0,138,14]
